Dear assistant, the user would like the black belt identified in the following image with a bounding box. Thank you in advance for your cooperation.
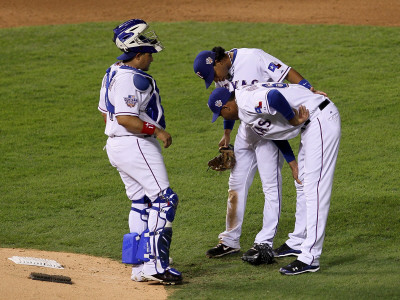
[302,99,330,128]
[318,99,330,111]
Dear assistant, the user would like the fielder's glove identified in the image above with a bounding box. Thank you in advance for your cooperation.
[208,144,236,171]
[241,243,275,265]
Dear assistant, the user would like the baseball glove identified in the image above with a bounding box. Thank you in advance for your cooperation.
[241,243,275,265]
[208,144,236,171]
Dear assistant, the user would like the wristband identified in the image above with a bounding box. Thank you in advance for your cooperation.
[141,122,156,135]
[299,79,312,90]
[223,119,235,130]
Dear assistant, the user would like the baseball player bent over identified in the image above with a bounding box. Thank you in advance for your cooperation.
[98,19,182,284]
[193,47,327,261]
[207,83,341,275]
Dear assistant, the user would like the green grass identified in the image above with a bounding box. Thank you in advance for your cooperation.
[1,21,399,299]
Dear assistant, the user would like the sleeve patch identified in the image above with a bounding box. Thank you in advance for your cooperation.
[133,74,150,91]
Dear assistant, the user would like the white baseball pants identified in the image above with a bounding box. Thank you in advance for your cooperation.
[218,124,283,248]
[286,101,341,266]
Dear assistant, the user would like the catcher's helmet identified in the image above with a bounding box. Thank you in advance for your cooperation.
[113,19,164,60]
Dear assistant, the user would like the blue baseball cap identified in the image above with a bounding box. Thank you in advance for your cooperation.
[193,50,215,89]
[117,51,138,61]
[208,88,232,123]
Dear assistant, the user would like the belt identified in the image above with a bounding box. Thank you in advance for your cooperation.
[302,99,330,128]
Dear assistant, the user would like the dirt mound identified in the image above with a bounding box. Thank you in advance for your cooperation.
[0,248,167,300]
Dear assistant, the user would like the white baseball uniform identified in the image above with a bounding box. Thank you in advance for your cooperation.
[235,82,341,265]
[215,48,291,248]
[98,62,171,277]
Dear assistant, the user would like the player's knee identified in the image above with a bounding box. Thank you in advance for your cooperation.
[161,187,179,208]
[152,187,178,223]
[130,196,151,221]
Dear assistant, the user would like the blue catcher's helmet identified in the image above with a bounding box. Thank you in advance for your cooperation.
[113,19,164,60]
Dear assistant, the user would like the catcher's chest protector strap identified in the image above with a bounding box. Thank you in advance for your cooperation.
[105,68,117,118]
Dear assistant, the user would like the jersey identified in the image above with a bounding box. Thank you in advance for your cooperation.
[98,62,165,137]
[235,82,327,140]
[216,48,291,91]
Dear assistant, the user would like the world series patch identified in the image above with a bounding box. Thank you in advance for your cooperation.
[124,95,137,108]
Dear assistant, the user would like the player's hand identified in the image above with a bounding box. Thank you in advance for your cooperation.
[289,105,309,126]
[288,160,302,184]
[218,129,232,148]
[310,87,327,97]
[155,129,172,148]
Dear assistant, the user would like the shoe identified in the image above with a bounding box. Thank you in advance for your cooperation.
[131,271,148,282]
[242,243,274,265]
[142,268,182,285]
[242,245,259,262]
[206,243,240,258]
[279,259,320,275]
[273,243,301,257]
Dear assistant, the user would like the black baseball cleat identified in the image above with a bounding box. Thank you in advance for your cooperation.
[273,243,301,257]
[279,259,320,275]
[242,245,259,262]
[142,268,182,285]
[206,243,240,258]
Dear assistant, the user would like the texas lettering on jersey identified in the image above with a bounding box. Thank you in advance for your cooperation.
[220,79,261,90]
[252,119,272,136]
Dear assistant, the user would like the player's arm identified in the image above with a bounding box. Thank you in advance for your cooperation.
[285,68,327,96]
[267,89,309,126]
[219,119,235,147]
[101,113,107,123]
[272,140,301,184]
[116,115,172,148]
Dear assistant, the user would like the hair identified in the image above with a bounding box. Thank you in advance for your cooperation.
[211,46,226,62]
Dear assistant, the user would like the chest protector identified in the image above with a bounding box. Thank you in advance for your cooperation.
[104,65,166,129]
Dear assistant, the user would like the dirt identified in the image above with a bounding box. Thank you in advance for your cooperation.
[0,248,167,300]
[0,1,398,299]
[0,0,399,28]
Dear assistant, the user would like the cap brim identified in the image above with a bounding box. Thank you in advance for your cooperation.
[117,52,138,60]
[204,68,214,89]
[211,112,220,123]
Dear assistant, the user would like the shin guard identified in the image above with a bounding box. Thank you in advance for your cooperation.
[122,232,142,264]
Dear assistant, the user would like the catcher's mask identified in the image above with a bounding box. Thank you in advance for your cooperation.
[208,87,232,123]
[113,19,164,60]
[193,50,216,89]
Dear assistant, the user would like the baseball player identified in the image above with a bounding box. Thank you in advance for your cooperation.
[193,47,326,261]
[98,19,182,285]
[207,83,341,275]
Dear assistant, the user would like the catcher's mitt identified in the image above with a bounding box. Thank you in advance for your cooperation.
[241,243,275,265]
[208,144,236,171]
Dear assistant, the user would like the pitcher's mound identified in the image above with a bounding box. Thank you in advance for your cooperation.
[0,248,167,300]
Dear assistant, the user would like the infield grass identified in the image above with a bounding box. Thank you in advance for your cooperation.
[0,21,399,299]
